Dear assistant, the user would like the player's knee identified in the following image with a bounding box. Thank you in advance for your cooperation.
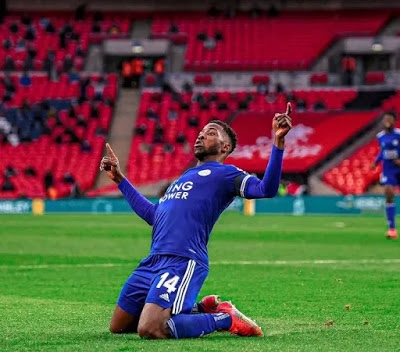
[137,325,156,339]
[109,325,120,334]
[109,323,124,334]
[109,327,119,334]
[138,321,168,339]
[109,321,137,334]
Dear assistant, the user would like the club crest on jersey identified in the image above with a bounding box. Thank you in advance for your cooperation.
[198,169,211,176]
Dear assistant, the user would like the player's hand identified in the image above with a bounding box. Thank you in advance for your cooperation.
[273,102,292,139]
[394,159,400,167]
[100,143,125,184]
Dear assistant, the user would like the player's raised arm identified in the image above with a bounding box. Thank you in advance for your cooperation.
[240,103,292,199]
[100,143,157,225]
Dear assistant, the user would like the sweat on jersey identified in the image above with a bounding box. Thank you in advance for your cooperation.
[375,128,400,174]
[118,145,284,269]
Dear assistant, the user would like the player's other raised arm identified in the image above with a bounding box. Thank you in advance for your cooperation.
[100,143,157,225]
[240,103,292,199]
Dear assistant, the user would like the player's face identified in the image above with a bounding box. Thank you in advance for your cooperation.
[194,123,230,161]
[383,114,395,130]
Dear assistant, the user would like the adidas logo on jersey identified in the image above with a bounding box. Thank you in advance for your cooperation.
[159,293,170,302]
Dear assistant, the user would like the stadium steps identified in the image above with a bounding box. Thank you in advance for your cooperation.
[311,37,345,75]
[95,88,141,189]
[85,45,103,72]
[308,175,340,195]
[344,89,396,110]
[170,44,186,72]
[377,16,400,36]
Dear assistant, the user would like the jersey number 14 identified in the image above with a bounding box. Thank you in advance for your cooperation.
[156,272,180,293]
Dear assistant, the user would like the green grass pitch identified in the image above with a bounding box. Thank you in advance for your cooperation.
[1,213,400,352]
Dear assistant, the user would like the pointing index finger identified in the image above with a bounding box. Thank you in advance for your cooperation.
[286,102,292,116]
[106,143,117,160]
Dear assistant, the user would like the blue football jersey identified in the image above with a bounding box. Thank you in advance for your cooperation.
[150,161,250,269]
[376,128,400,174]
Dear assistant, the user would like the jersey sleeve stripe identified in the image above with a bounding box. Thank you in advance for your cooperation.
[240,175,252,198]
[172,259,196,315]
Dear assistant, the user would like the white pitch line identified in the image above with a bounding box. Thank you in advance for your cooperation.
[0,263,128,270]
[211,259,400,265]
[1,259,400,270]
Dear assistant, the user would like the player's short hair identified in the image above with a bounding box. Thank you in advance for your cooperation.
[209,119,237,154]
[383,111,397,120]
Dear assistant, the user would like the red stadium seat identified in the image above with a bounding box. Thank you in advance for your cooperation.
[194,74,213,86]
[152,10,390,71]
[365,71,385,85]
[323,141,382,194]
[0,74,117,199]
[310,73,328,85]
[252,75,270,85]
[0,13,132,72]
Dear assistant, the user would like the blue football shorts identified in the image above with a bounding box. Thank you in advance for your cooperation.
[381,171,400,186]
[117,254,208,317]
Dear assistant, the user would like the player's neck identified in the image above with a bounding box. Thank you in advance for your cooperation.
[385,127,394,133]
[196,155,224,166]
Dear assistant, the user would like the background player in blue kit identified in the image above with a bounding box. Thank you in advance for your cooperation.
[371,112,400,239]
[100,103,292,339]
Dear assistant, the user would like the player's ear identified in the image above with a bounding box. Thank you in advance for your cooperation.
[222,142,231,154]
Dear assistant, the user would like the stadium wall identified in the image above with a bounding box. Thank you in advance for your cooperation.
[0,195,391,215]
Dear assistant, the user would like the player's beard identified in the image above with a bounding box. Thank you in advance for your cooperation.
[195,145,219,161]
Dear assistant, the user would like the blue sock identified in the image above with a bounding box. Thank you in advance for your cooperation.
[167,313,232,339]
[386,203,396,229]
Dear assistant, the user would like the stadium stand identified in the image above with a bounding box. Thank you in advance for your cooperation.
[126,88,368,185]
[0,11,130,199]
[0,73,117,199]
[0,13,131,72]
[151,10,390,71]
[127,90,233,185]
[323,140,381,195]
[0,7,398,198]
[0,72,117,107]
